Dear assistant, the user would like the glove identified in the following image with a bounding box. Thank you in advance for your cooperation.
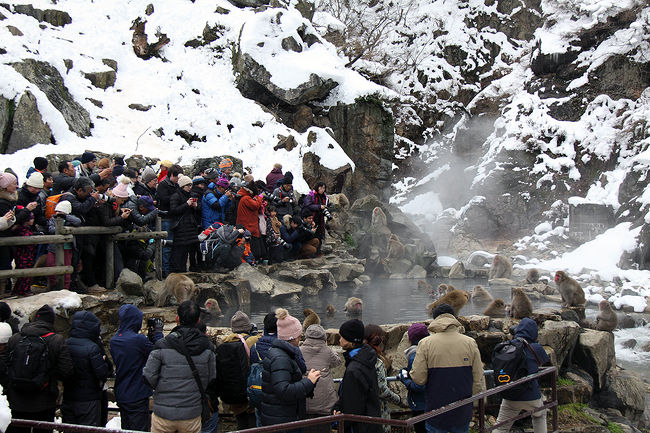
[147,318,164,342]
[283,242,293,250]
[397,369,408,382]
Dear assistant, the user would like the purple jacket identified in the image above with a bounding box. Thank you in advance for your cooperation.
[265,168,284,192]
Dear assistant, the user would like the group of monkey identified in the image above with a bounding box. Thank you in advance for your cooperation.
[152,255,619,333]
[419,254,618,332]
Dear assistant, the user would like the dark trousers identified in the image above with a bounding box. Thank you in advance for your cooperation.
[61,399,102,426]
[7,408,56,433]
[170,243,192,273]
[413,410,426,433]
[118,398,151,432]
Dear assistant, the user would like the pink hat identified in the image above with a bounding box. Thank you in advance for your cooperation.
[111,182,129,198]
[0,173,17,189]
[275,308,302,341]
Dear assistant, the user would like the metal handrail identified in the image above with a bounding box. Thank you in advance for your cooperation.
[8,366,558,433]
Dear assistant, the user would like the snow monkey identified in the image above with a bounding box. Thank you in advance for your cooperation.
[303,308,321,331]
[525,268,540,284]
[510,287,533,319]
[483,299,506,318]
[596,300,618,331]
[489,254,513,279]
[326,304,336,316]
[554,271,586,307]
[200,298,222,325]
[417,280,433,293]
[155,273,198,307]
[427,290,470,316]
[438,283,456,296]
[471,285,494,303]
[386,234,405,260]
[370,207,388,230]
[344,297,363,317]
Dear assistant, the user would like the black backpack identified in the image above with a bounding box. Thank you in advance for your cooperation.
[8,332,53,392]
[492,337,541,400]
[215,336,250,404]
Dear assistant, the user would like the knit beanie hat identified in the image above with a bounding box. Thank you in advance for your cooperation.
[0,173,17,189]
[35,304,55,324]
[178,175,192,188]
[34,157,49,171]
[216,178,230,188]
[263,311,277,334]
[407,323,429,345]
[231,310,251,333]
[339,319,364,344]
[276,308,302,341]
[192,176,206,184]
[26,172,44,188]
[112,165,124,178]
[141,167,157,184]
[432,303,456,319]
[111,182,129,198]
[305,324,326,341]
[0,323,12,344]
[160,160,174,168]
[81,152,97,164]
[281,175,293,185]
[54,200,72,215]
[219,158,233,169]
[0,302,11,322]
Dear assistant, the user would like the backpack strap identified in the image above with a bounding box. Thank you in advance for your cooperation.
[250,343,261,364]
[237,334,250,359]
[518,337,543,365]
[40,332,55,338]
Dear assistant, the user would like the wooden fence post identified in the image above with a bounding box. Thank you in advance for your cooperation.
[106,236,114,289]
[54,218,65,290]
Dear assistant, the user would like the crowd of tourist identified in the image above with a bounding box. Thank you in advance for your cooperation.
[0,300,549,433]
[0,155,332,296]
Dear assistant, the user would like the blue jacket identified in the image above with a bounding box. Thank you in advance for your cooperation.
[202,183,231,228]
[251,332,277,363]
[400,345,426,411]
[512,318,550,401]
[63,311,113,402]
[110,305,162,403]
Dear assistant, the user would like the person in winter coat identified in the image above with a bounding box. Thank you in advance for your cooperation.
[62,311,113,426]
[410,304,485,433]
[4,305,74,432]
[493,318,550,433]
[236,182,264,260]
[300,324,342,433]
[397,323,428,433]
[301,182,328,250]
[156,164,182,275]
[17,172,47,230]
[144,301,217,433]
[133,167,158,200]
[202,178,233,228]
[169,175,200,273]
[271,176,296,219]
[10,211,37,296]
[265,164,284,193]
[250,312,278,364]
[0,173,17,295]
[333,319,381,433]
[110,304,163,432]
[365,324,402,432]
[260,308,320,427]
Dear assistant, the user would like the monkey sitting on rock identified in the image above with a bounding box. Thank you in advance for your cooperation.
[471,285,493,303]
[155,273,198,307]
[510,287,533,319]
[596,300,618,331]
[427,290,469,316]
[554,271,586,307]
[483,299,506,318]
[489,254,513,279]
[525,268,540,284]
[303,308,321,331]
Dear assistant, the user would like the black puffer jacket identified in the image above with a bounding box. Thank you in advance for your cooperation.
[333,344,382,433]
[5,319,74,412]
[260,339,314,426]
[169,189,199,246]
[63,311,113,402]
[17,184,47,227]
[156,178,178,213]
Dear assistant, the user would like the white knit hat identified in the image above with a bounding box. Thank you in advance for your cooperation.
[26,172,44,189]
[0,322,12,343]
[178,175,192,188]
[54,200,72,215]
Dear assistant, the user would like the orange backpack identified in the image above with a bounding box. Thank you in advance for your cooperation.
[44,194,64,219]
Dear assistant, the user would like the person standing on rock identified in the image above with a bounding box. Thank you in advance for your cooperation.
[156,164,183,277]
[410,304,485,433]
[301,181,329,253]
[265,163,283,193]
[110,304,163,432]
[493,318,550,433]
[332,319,382,433]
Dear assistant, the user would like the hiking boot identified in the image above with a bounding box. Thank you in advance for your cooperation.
[87,284,107,294]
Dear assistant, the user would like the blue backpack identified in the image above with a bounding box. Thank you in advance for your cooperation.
[247,344,263,408]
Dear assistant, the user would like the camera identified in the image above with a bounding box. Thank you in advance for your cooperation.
[161,239,173,247]
[299,222,316,235]
[98,193,109,201]
[261,191,274,202]
[147,318,157,328]
[323,207,332,221]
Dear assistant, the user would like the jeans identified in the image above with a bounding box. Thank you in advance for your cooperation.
[425,421,469,433]
[161,219,174,274]
[118,398,151,432]
[202,412,219,433]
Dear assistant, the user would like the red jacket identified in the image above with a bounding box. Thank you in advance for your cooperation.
[236,188,262,237]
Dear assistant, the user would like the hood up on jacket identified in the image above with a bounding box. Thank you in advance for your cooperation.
[70,310,101,340]
[118,304,143,333]
[514,317,538,342]
[428,314,465,334]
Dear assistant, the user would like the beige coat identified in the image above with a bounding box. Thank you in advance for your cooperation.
[300,330,342,415]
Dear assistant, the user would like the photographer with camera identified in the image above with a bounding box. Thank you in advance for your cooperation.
[271,176,296,220]
[302,182,329,255]
[202,177,233,228]
[45,201,81,290]
[280,214,320,260]
[168,175,201,273]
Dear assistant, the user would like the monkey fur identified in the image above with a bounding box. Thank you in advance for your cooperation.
[489,254,513,279]
[427,290,470,316]
[483,299,506,318]
[510,287,533,319]
[525,268,540,284]
[471,285,494,303]
[386,234,405,260]
[326,304,336,316]
[344,297,363,316]
[554,271,586,306]
[155,273,198,307]
[370,207,388,229]
[438,283,455,296]
[199,298,222,325]
[417,280,433,293]
[303,308,321,331]
[596,300,618,331]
